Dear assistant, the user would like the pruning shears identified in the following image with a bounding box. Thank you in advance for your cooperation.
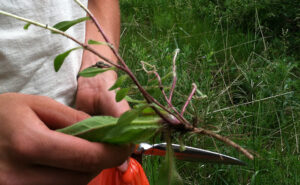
[88,143,245,185]
[135,142,245,166]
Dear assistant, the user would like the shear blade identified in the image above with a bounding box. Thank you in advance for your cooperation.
[140,143,246,166]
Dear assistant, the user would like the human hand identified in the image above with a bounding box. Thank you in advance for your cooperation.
[76,0,132,179]
[76,70,130,116]
[76,71,133,184]
[0,93,132,185]
[76,0,129,117]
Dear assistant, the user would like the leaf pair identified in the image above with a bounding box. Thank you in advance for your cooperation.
[49,16,110,72]
[57,115,161,144]
[117,104,150,125]
[54,38,111,73]
[106,75,129,102]
[78,66,129,102]
[57,103,160,144]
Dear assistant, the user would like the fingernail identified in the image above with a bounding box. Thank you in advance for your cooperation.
[117,159,129,172]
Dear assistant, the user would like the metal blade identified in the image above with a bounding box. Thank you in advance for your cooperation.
[136,143,246,166]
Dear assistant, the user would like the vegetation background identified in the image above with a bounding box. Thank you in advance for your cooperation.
[119,0,299,184]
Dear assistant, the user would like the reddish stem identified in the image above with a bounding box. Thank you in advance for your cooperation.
[82,6,180,120]
[181,83,197,116]
[84,9,193,126]
[84,7,127,67]
[141,62,187,123]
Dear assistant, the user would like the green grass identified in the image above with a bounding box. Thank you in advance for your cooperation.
[119,0,299,184]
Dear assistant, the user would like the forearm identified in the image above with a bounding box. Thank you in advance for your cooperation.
[78,0,120,92]
[76,0,130,116]
[81,0,120,69]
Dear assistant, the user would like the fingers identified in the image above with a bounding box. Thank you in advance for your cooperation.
[15,94,133,172]
[28,94,90,129]
[1,93,132,185]
[26,129,133,172]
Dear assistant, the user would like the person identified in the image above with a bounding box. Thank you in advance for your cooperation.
[0,0,132,184]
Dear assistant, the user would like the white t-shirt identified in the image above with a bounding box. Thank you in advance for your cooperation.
[0,0,88,106]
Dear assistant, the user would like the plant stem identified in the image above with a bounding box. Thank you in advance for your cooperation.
[73,0,188,125]
[141,62,176,108]
[0,8,179,125]
[124,67,180,124]
[181,83,197,116]
[193,127,254,160]
[74,0,126,67]
[0,7,254,161]
[141,61,188,124]
[168,49,179,102]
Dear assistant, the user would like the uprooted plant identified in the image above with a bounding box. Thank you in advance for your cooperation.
[0,0,253,183]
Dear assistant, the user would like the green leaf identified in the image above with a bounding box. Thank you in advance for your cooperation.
[158,142,183,185]
[116,88,129,102]
[78,67,115,77]
[109,75,128,91]
[57,116,161,144]
[88,39,111,46]
[54,47,81,72]
[141,107,156,115]
[124,96,146,103]
[117,104,150,126]
[102,122,159,144]
[23,23,31,30]
[103,116,161,144]
[52,17,90,33]
[133,103,167,116]
[57,116,117,136]
[117,110,138,126]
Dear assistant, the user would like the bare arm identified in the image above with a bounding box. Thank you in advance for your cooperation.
[76,0,130,116]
